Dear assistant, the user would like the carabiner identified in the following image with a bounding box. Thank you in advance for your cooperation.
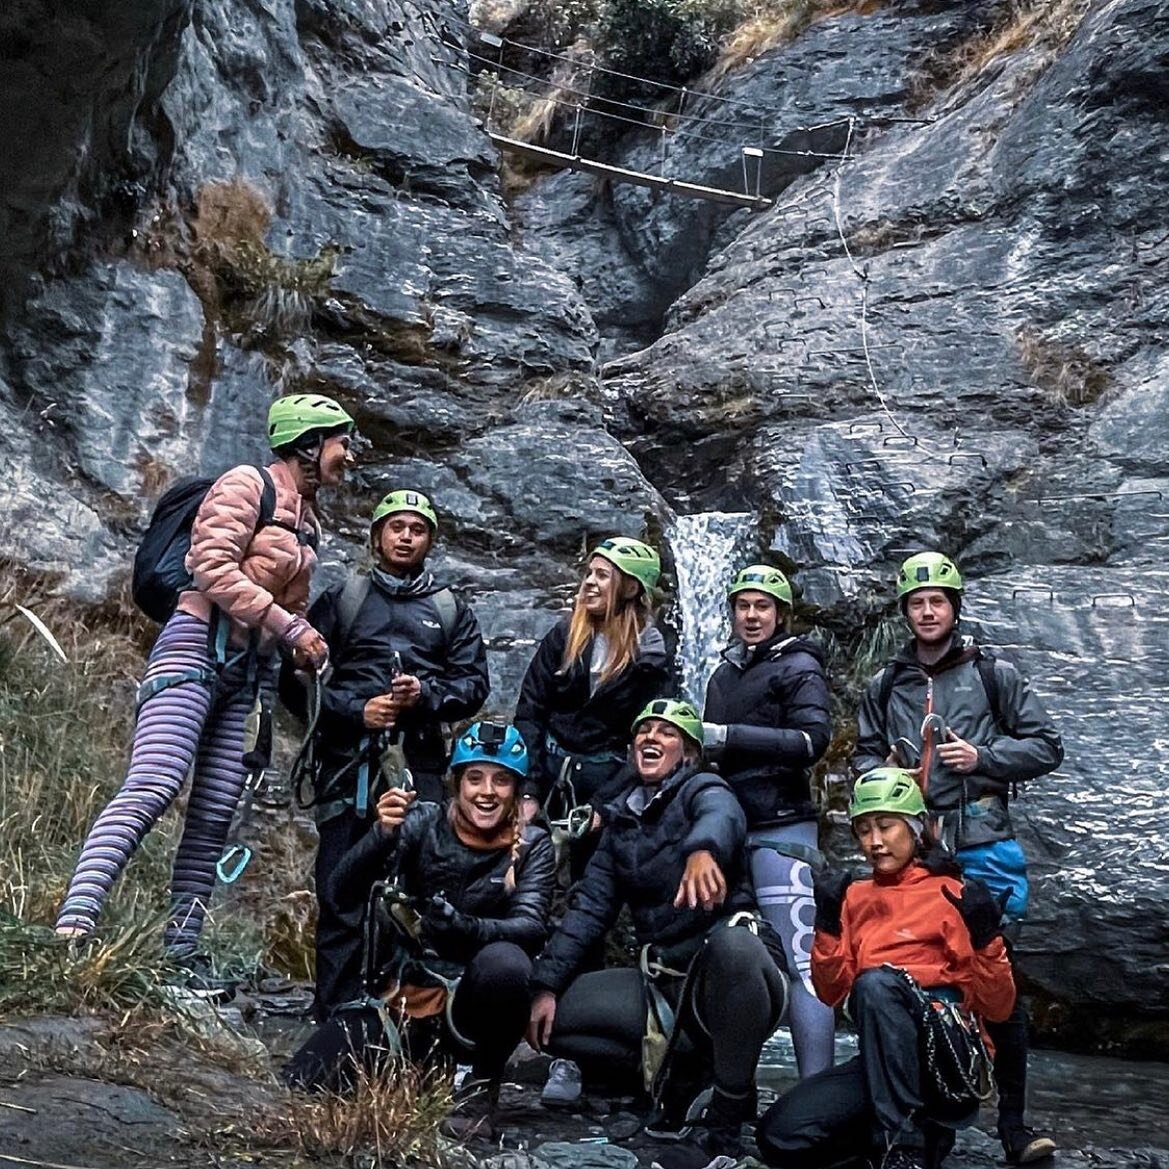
[216,843,253,885]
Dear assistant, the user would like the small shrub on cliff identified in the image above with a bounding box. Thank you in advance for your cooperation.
[1016,327,1112,408]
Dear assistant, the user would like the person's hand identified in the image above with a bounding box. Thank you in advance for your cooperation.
[673,850,727,911]
[943,878,1008,950]
[519,794,541,827]
[813,868,853,936]
[375,787,416,835]
[422,894,477,942]
[363,694,397,730]
[937,730,979,774]
[528,991,557,1051]
[390,673,423,709]
[282,617,329,672]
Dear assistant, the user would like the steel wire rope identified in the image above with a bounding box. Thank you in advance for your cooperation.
[446,53,850,161]
[443,8,934,126]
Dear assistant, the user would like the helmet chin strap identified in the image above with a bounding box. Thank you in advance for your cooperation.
[294,441,324,499]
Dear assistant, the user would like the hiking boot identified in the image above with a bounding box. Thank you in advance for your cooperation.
[999,1121,1057,1164]
[169,952,237,1003]
[881,1148,928,1169]
[650,1088,752,1169]
[644,1086,711,1141]
[540,1058,582,1108]
[442,1077,499,1141]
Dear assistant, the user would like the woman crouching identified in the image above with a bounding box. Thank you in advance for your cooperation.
[757,769,1016,1169]
[528,700,789,1169]
[284,722,554,1138]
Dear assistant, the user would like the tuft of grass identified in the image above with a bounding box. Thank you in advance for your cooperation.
[910,0,1091,108]
[246,1058,453,1166]
[1016,326,1112,408]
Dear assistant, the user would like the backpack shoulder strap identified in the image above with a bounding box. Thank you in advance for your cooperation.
[256,467,277,530]
[974,650,1006,733]
[431,587,459,644]
[336,573,372,648]
[877,662,898,727]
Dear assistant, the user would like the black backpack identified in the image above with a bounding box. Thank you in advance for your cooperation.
[132,468,278,623]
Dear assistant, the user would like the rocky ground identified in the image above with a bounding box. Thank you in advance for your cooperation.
[3,992,1168,1169]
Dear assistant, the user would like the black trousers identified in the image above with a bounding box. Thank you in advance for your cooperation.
[984,939,1028,1128]
[548,925,787,1100]
[312,773,443,1022]
[285,940,533,1092]
[756,967,961,1168]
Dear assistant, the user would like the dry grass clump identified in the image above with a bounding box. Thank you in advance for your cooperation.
[1016,327,1112,408]
[249,1058,453,1166]
[911,0,1091,107]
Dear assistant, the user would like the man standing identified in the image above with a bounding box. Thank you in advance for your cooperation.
[285,489,489,1019]
[853,552,1063,1165]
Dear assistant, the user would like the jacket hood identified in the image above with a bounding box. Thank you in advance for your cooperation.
[723,632,825,670]
[370,565,446,598]
[893,631,979,673]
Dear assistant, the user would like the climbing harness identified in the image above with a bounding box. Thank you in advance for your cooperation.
[886,965,994,1112]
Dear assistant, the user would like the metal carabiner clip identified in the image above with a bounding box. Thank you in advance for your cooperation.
[216,843,254,885]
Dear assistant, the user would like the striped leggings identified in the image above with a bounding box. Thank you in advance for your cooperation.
[57,612,269,953]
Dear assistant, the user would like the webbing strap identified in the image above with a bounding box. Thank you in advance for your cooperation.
[136,666,217,709]
[748,838,826,870]
[355,734,373,819]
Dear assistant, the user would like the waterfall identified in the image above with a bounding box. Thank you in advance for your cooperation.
[669,511,758,707]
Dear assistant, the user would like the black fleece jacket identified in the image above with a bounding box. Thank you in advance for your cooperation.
[514,616,670,800]
[531,765,773,995]
[703,633,832,827]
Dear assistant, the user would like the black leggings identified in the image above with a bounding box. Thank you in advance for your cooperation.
[549,926,787,1099]
[284,941,532,1091]
[984,939,1028,1127]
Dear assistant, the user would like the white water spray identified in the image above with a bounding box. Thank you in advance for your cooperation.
[669,511,758,706]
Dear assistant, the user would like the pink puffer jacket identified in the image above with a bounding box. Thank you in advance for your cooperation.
[178,460,320,650]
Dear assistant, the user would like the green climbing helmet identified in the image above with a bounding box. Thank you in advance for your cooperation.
[371,489,438,534]
[848,768,927,821]
[267,394,354,450]
[590,536,661,594]
[631,698,703,747]
[896,552,964,599]
[727,564,793,606]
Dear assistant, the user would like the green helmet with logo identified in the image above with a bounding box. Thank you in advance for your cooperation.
[848,768,927,821]
[590,536,661,594]
[727,564,793,607]
[267,394,354,451]
[371,489,438,534]
[896,552,963,600]
[632,698,704,747]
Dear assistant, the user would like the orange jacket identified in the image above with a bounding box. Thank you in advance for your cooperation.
[812,863,1015,1023]
[178,460,320,649]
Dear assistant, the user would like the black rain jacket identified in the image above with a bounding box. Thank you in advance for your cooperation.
[281,572,489,785]
[853,634,1064,847]
[332,801,555,987]
[514,616,670,801]
[703,633,832,828]
[531,764,781,995]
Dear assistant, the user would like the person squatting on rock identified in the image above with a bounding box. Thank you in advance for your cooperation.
[515,536,670,882]
[853,552,1063,1165]
[701,564,835,1080]
[279,489,489,1020]
[527,700,789,1169]
[283,722,554,1139]
[55,395,354,972]
[757,769,1016,1169]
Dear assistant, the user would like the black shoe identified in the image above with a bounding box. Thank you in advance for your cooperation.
[999,1121,1057,1164]
[650,1088,753,1169]
[167,952,237,1003]
[442,1078,499,1141]
[645,1088,710,1142]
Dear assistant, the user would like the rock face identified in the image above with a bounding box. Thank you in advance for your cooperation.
[602,0,1169,1021]
[2,0,1168,1031]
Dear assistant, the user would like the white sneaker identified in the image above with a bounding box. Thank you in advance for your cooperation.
[540,1058,583,1107]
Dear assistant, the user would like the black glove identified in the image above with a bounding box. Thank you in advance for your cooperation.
[813,868,854,937]
[421,894,479,944]
[942,878,1008,950]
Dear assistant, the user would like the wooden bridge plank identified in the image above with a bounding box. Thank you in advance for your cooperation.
[489,134,773,211]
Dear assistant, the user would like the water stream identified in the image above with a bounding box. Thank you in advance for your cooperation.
[668,511,758,706]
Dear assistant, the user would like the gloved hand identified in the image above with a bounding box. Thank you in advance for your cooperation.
[702,723,728,750]
[422,894,479,944]
[281,615,329,673]
[942,878,1009,950]
[813,868,854,936]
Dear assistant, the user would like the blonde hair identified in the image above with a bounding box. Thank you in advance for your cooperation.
[563,565,653,685]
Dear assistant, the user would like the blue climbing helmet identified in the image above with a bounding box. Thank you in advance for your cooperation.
[450,721,529,779]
